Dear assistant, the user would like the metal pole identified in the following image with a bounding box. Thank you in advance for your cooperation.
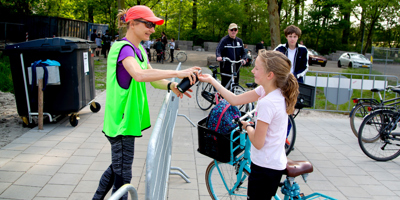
[178,0,182,42]
[385,49,388,75]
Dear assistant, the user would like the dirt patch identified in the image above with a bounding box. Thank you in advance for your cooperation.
[0,91,30,148]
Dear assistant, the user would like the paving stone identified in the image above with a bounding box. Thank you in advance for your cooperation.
[0,185,41,199]
[14,174,51,187]
[36,184,75,198]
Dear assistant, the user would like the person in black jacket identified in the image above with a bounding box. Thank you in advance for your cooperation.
[216,23,247,87]
[102,30,112,58]
[255,40,265,55]
[274,25,309,83]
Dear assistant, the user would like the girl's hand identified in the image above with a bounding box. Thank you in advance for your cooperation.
[170,82,193,98]
[241,121,250,130]
[198,74,214,83]
[177,67,202,85]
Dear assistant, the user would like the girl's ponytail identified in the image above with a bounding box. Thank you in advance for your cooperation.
[282,73,299,114]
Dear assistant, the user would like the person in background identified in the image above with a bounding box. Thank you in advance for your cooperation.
[91,29,97,42]
[169,38,175,63]
[143,39,153,62]
[274,25,309,83]
[161,31,168,51]
[154,38,164,63]
[92,5,201,200]
[216,23,246,87]
[102,30,112,58]
[95,33,102,58]
[198,50,299,200]
[255,40,265,55]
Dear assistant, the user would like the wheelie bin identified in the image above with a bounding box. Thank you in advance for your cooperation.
[4,37,100,127]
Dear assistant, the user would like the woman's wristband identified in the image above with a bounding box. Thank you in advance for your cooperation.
[246,124,254,129]
[167,82,172,92]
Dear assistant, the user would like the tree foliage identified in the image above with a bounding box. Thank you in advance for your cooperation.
[1,0,399,54]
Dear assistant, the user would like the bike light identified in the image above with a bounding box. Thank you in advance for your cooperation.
[353,99,359,103]
[368,107,372,111]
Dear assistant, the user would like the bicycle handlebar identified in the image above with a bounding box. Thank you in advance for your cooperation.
[222,57,244,64]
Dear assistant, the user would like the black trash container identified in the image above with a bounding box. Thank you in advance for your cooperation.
[4,37,100,127]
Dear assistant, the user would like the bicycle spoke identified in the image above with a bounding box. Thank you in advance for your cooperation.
[358,110,400,161]
[206,161,249,200]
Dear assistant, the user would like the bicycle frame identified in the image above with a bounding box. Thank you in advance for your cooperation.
[208,109,337,200]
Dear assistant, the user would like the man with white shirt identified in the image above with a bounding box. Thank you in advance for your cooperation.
[274,25,309,83]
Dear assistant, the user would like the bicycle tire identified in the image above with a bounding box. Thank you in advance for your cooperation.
[286,115,296,156]
[205,161,250,200]
[358,110,400,161]
[164,51,170,61]
[196,82,214,110]
[231,85,246,111]
[176,52,187,63]
[152,50,157,61]
[350,102,375,138]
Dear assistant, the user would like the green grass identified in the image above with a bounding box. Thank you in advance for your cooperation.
[237,65,400,113]
[0,52,14,93]
[94,59,107,91]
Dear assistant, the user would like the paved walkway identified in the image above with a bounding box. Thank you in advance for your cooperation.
[1,61,400,200]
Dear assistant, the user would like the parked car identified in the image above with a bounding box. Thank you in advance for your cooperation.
[308,49,327,67]
[337,52,371,68]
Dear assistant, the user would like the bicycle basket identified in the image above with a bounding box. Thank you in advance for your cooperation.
[295,83,316,109]
[197,117,243,163]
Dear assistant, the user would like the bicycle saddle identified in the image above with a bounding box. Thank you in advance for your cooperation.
[285,159,313,177]
[208,65,219,70]
[371,88,384,92]
[391,88,400,94]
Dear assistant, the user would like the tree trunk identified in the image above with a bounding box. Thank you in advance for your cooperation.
[294,0,300,26]
[340,0,351,45]
[242,0,249,39]
[268,0,281,49]
[192,0,197,30]
[88,4,94,23]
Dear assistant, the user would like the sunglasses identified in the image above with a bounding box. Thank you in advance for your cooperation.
[135,20,156,29]
[230,28,238,32]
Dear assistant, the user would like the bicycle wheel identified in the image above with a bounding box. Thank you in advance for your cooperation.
[286,115,296,156]
[152,50,157,61]
[231,85,246,111]
[164,51,170,61]
[350,102,374,138]
[176,52,187,63]
[205,161,249,200]
[358,110,400,161]
[196,82,214,110]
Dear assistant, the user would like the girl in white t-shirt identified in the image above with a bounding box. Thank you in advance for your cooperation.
[198,50,299,199]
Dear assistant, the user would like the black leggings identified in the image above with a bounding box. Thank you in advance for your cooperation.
[93,135,135,200]
[247,163,285,200]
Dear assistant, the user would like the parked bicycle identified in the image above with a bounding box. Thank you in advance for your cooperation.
[199,110,337,200]
[196,57,249,112]
[166,49,188,63]
[349,85,400,139]
[357,107,400,161]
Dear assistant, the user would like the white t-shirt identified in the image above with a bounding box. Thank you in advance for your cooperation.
[287,48,296,74]
[169,42,175,49]
[252,86,288,170]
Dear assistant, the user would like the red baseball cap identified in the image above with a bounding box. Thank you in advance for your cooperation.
[125,5,164,25]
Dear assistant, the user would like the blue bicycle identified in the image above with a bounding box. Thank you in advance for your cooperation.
[200,110,337,200]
